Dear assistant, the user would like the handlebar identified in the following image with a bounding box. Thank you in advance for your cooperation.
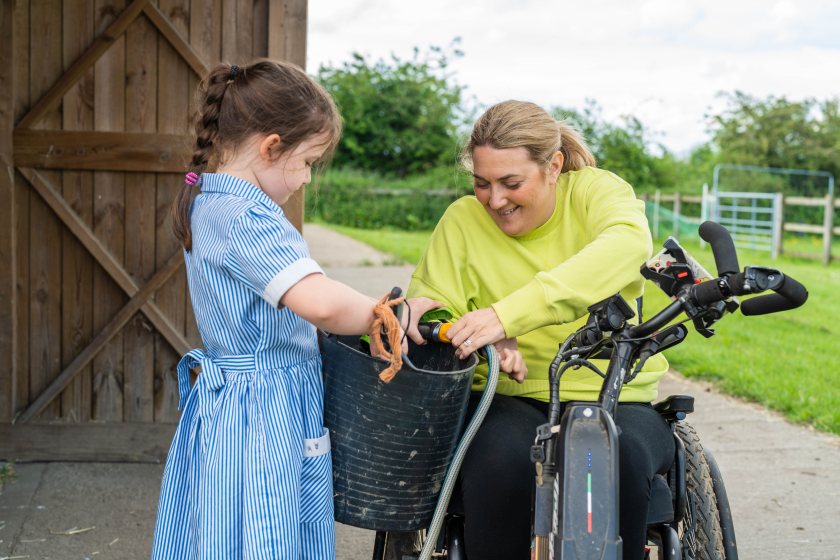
[698,221,740,276]
[693,221,808,315]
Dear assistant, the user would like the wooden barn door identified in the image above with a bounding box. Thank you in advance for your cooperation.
[0,0,308,461]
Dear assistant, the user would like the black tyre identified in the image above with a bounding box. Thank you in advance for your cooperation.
[675,422,726,560]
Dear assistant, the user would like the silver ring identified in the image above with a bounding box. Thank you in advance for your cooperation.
[464,339,473,347]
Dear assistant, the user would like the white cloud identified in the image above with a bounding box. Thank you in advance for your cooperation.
[307,0,840,155]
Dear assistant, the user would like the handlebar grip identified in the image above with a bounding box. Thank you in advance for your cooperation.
[692,278,726,306]
[698,221,740,276]
[738,273,809,316]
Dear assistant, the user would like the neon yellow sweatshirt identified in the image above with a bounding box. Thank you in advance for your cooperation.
[408,166,668,403]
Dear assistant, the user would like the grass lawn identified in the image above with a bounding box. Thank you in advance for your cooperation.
[318,222,840,436]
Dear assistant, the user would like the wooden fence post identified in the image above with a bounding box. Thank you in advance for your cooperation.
[652,190,661,239]
[672,192,682,238]
[0,0,16,422]
[823,192,835,265]
[773,192,784,259]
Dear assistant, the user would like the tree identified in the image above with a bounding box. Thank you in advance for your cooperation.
[708,92,840,196]
[553,101,679,194]
[317,44,468,177]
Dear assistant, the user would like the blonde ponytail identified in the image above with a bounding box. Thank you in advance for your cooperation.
[462,100,596,173]
[557,120,596,171]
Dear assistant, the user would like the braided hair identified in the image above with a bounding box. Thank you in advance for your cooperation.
[171,59,342,251]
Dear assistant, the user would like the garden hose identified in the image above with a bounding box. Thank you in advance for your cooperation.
[418,344,500,560]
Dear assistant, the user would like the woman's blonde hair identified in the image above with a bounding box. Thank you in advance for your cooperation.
[460,100,595,172]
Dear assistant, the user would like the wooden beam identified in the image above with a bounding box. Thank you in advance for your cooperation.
[784,222,823,234]
[0,0,16,422]
[270,0,308,231]
[143,2,211,78]
[18,168,190,355]
[268,0,307,67]
[0,422,176,462]
[15,0,150,130]
[13,129,192,172]
[15,250,184,424]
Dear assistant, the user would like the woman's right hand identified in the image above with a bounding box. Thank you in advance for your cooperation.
[494,338,528,384]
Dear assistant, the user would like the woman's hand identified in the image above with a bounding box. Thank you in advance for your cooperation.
[494,338,528,383]
[447,307,507,359]
[403,297,445,345]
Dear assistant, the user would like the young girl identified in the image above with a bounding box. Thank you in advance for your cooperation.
[152,59,437,559]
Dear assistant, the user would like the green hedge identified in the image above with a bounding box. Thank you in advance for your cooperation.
[307,167,473,230]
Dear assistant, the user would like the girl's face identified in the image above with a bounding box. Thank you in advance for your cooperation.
[254,132,331,206]
[471,145,562,237]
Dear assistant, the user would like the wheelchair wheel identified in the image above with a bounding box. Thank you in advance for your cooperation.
[675,422,726,560]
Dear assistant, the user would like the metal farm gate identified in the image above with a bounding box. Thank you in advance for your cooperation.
[0,0,307,461]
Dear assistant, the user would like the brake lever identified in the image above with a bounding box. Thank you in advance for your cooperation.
[629,324,689,381]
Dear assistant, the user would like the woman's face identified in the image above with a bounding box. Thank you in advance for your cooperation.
[471,145,562,237]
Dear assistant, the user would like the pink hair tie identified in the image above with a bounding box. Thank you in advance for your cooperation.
[184,172,199,187]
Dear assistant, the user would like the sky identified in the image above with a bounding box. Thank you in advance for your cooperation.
[307,0,840,156]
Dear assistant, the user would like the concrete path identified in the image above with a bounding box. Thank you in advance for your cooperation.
[1,223,838,560]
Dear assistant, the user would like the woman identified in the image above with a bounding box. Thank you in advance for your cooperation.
[407,100,674,560]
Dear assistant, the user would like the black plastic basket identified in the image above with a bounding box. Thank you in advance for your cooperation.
[319,331,477,531]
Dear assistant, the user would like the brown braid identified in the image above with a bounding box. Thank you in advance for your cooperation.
[171,60,343,251]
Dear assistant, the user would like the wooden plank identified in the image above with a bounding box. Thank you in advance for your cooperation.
[13,0,31,420]
[190,0,222,66]
[784,223,823,234]
[785,196,826,207]
[19,168,190,355]
[61,0,97,422]
[186,0,220,350]
[29,0,64,421]
[142,2,210,78]
[236,0,253,60]
[15,251,184,424]
[92,0,128,423]
[0,0,16,423]
[270,0,307,231]
[0,422,177,462]
[268,0,307,66]
[13,129,193,172]
[124,11,159,423]
[252,0,268,57]
[15,0,149,130]
[221,0,238,60]
[155,0,191,423]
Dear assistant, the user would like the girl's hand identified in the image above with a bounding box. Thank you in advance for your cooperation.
[403,297,445,345]
[447,307,506,359]
[494,338,528,383]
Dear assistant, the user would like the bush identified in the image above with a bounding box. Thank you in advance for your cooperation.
[317,44,469,177]
[308,167,473,230]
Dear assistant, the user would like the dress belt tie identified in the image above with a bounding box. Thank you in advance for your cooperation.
[177,349,256,411]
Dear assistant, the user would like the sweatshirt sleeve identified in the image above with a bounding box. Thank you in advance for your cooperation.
[492,172,652,338]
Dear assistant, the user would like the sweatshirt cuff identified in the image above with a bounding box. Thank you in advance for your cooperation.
[491,279,557,338]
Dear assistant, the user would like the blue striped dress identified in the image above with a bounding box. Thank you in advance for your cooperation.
[152,173,334,559]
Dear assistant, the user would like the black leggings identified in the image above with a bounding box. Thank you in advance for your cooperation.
[458,394,674,560]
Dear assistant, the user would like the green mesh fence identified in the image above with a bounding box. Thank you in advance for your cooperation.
[644,200,704,242]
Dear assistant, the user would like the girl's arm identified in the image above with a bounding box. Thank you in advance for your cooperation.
[281,273,377,335]
[281,273,444,338]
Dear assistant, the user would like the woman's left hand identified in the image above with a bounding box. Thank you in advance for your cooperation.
[447,307,507,359]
